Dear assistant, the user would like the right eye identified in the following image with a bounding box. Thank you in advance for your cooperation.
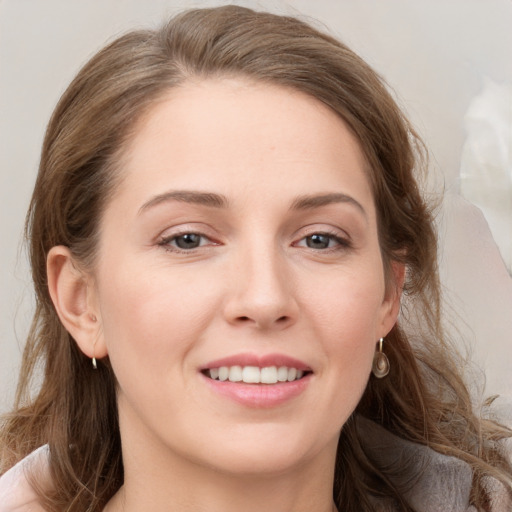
[159,232,211,251]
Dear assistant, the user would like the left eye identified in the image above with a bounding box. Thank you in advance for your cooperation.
[161,233,209,250]
[297,233,345,249]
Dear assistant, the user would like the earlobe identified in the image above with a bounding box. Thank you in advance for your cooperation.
[47,246,108,360]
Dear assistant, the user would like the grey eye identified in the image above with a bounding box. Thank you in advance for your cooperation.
[305,234,332,249]
[174,233,203,249]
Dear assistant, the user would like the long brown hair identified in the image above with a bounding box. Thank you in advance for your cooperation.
[1,6,511,511]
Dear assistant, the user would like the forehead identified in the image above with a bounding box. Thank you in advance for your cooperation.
[113,78,373,211]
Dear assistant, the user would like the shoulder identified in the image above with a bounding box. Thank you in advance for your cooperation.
[358,411,512,512]
[0,445,49,512]
[484,394,512,511]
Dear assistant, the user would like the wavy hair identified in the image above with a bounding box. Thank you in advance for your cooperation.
[1,6,511,511]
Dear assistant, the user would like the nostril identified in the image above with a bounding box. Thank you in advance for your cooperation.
[235,315,289,325]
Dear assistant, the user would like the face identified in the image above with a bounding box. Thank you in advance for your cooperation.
[89,79,400,476]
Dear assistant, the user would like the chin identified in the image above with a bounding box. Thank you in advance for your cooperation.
[187,425,336,477]
[201,448,310,477]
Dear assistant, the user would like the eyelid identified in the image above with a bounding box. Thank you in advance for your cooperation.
[159,232,210,245]
[158,232,219,256]
[295,233,349,248]
[156,223,221,252]
[156,222,216,241]
[295,224,351,241]
[292,225,352,251]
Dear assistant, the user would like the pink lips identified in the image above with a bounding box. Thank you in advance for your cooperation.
[201,353,311,372]
[200,353,312,408]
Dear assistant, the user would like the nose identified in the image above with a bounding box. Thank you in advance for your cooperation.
[223,243,299,331]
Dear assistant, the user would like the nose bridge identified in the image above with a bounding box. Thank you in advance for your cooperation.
[225,231,297,329]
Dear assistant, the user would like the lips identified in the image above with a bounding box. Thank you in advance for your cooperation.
[200,353,312,407]
[202,353,311,372]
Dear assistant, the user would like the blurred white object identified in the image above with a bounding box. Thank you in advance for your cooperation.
[460,78,512,275]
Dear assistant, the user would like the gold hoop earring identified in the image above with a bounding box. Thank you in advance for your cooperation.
[372,338,390,378]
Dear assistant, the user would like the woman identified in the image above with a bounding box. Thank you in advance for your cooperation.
[0,5,511,511]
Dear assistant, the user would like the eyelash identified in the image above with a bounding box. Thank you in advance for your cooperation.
[158,232,214,253]
[158,229,351,254]
[294,230,351,252]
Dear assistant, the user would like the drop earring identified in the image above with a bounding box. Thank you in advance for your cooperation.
[90,314,98,369]
[372,338,390,378]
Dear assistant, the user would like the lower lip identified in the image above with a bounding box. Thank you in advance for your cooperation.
[201,373,312,408]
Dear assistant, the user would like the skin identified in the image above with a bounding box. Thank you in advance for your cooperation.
[48,79,403,512]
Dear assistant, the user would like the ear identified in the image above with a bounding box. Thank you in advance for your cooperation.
[378,261,406,337]
[47,246,108,360]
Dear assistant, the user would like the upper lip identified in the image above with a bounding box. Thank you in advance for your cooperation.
[201,353,312,372]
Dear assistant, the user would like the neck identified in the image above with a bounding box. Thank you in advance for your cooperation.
[105,427,338,512]
[107,468,338,512]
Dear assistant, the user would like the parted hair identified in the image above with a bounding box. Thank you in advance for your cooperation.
[1,5,511,511]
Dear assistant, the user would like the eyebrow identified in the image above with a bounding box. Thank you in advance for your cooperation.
[290,193,367,218]
[139,190,229,214]
[138,190,366,219]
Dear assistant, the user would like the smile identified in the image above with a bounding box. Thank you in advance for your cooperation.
[204,366,308,384]
[201,355,313,407]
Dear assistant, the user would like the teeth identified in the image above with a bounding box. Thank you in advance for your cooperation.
[228,365,242,382]
[242,366,260,383]
[207,366,307,384]
[277,366,288,382]
[260,366,277,384]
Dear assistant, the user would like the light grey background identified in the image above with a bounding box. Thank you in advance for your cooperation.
[1,0,511,412]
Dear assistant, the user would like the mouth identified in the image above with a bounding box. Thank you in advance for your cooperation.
[200,354,313,407]
[202,365,312,384]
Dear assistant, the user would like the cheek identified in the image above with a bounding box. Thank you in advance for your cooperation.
[302,266,384,401]
[305,265,385,341]
[95,260,222,376]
